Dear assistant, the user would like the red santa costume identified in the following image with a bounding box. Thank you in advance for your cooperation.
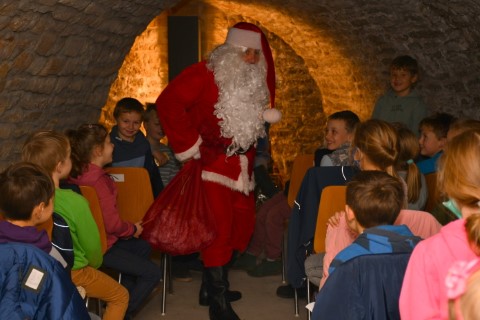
[156,22,280,320]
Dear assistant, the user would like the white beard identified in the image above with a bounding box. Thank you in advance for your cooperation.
[208,44,270,156]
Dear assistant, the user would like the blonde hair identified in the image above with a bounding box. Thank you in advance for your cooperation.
[394,124,421,203]
[353,119,399,177]
[22,130,70,174]
[438,129,480,210]
[448,266,480,320]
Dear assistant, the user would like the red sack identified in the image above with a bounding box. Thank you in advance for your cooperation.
[141,160,216,255]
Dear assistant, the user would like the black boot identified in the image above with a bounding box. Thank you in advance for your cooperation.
[199,267,242,306]
[205,266,240,320]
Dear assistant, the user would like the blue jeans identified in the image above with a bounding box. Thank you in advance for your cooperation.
[103,237,161,316]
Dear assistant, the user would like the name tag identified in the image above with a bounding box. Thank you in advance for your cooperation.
[23,266,46,293]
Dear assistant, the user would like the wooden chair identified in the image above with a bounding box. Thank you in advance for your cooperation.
[287,154,315,208]
[79,185,108,254]
[424,173,440,213]
[313,185,347,254]
[105,166,171,315]
[105,167,154,223]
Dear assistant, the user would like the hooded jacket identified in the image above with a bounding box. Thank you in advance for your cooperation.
[0,242,89,320]
[69,163,135,249]
[399,219,476,320]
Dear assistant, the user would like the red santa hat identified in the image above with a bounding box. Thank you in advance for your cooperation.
[226,22,281,124]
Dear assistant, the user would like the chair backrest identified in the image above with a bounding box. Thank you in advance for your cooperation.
[313,185,347,253]
[79,185,108,254]
[105,167,154,223]
[287,154,315,208]
[424,173,440,213]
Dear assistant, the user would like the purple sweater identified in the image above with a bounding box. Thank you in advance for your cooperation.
[0,220,52,253]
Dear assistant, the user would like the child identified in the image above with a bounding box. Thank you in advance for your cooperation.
[110,97,163,196]
[0,162,90,319]
[399,129,480,320]
[67,124,162,318]
[318,110,360,167]
[417,112,455,174]
[312,170,421,319]
[394,123,428,210]
[235,110,359,278]
[143,103,180,187]
[371,55,428,134]
[22,130,129,320]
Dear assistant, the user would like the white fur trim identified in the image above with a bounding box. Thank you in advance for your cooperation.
[263,108,282,124]
[174,136,202,162]
[201,155,254,195]
[226,28,262,50]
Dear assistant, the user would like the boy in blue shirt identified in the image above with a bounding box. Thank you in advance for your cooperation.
[312,170,421,320]
[417,112,455,174]
[372,55,428,134]
[110,97,164,196]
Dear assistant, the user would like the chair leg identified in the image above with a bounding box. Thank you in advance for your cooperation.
[294,288,299,317]
[282,227,287,284]
[161,253,168,315]
[307,278,311,320]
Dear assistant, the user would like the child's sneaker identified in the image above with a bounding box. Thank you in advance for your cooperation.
[247,259,282,277]
[232,252,257,271]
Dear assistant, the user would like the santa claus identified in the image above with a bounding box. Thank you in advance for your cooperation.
[156,22,280,320]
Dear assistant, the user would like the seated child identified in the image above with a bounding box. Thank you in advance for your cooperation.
[67,124,162,318]
[393,123,428,210]
[400,129,480,320]
[312,170,421,319]
[417,112,455,174]
[110,97,163,196]
[22,130,129,320]
[371,55,428,134]
[0,162,89,319]
[143,103,181,187]
[318,110,360,167]
[234,110,359,278]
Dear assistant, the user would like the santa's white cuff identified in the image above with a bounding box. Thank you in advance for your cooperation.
[175,136,202,162]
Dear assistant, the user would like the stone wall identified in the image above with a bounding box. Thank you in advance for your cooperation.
[1,0,479,178]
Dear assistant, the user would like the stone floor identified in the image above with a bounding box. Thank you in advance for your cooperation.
[134,268,309,320]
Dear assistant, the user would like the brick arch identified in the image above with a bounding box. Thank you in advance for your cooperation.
[1,0,480,171]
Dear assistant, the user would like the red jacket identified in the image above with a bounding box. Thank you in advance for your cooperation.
[156,61,255,195]
[69,164,134,249]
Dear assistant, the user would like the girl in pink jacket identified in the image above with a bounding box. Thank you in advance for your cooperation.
[399,129,480,320]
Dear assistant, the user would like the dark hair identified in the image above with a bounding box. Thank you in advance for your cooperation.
[66,124,108,178]
[390,55,419,75]
[0,162,54,221]
[143,102,157,123]
[113,97,144,119]
[419,112,456,139]
[346,170,404,228]
[328,110,360,133]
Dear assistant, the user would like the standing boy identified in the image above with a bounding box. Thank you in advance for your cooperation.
[417,112,455,174]
[110,97,163,196]
[312,171,421,319]
[372,55,428,134]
